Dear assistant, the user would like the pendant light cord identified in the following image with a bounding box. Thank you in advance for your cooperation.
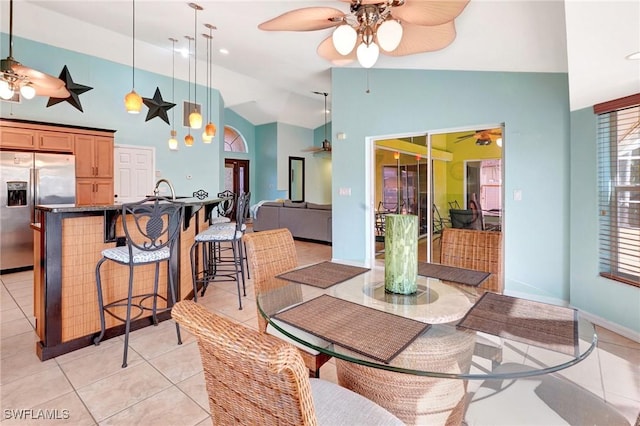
[132,0,136,89]
[170,38,176,130]
[193,6,197,111]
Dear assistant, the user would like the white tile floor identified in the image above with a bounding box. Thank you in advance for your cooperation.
[1,239,638,425]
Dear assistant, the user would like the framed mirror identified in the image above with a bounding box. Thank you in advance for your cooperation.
[289,156,305,202]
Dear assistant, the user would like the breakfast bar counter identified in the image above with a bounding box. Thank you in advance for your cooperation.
[33,197,222,360]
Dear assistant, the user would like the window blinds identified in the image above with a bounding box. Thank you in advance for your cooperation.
[594,93,640,287]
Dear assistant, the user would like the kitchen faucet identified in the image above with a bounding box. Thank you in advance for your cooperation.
[153,178,176,200]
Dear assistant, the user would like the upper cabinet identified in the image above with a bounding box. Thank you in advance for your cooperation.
[0,119,116,206]
[75,136,113,178]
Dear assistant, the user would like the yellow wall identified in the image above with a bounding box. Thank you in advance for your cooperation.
[444,131,502,209]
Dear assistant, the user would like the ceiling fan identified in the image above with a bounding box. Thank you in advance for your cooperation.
[455,129,502,146]
[302,91,332,153]
[259,0,470,68]
[0,0,69,100]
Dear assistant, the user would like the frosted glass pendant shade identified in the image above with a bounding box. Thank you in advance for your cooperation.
[189,111,202,129]
[205,122,217,137]
[332,25,357,55]
[202,131,212,143]
[357,42,379,68]
[377,20,403,52]
[124,89,143,113]
[184,134,194,147]
[168,130,178,150]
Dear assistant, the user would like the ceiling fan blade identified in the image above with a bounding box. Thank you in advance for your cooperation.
[258,7,345,31]
[383,21,456,56]
[392,0,470,26]
[12,64,66,89]
[33,83,70,98]
[317,36,356,65]
[455,134,474,142]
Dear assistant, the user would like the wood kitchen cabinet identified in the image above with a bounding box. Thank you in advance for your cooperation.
[1,118,116,206]
[74,136,114,205]
[76,178,114,205]
[0,121,73,152]
[74,135,113,178]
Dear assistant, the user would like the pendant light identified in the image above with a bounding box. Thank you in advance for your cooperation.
[124,0,142,113]
[184,35,194,147]
[168,38,178,151]
[203,23,217,142]
[188,3,203,129]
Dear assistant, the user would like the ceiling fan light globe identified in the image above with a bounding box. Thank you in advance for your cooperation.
[20,83,36,99]
[357,42,379,68]
[124,89,143,114]
[332,25,357,56]
[377,20,403,52]
[189,111,202,129]
[0,80,14,99]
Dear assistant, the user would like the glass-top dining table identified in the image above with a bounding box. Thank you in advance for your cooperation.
[256,264,597,380]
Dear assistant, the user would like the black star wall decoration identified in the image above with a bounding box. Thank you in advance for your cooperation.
[46,65,93,112]
[143,87,175,125]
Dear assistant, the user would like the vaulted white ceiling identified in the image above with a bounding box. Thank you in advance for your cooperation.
[3,1,639,129]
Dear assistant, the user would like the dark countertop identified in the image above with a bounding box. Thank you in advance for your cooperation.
[36,197,224,213]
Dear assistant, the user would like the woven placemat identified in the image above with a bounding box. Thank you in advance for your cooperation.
[274,294,431,363]
[276,261,370,289]
[418,262,490,287]
[456,292,578,356]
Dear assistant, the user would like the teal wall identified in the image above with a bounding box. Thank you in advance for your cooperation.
[569,108,640,332]
[331,68,572,302]
[254,123,285,201]
[1,35,224,197]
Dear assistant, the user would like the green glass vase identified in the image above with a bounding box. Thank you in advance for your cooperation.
[384,214,418,295]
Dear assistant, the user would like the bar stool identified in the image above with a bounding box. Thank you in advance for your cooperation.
[191,192,250,309]
[210,190,234,224]
[94,196,183,368]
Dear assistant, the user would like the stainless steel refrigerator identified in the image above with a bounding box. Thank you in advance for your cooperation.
[0,151,76,273]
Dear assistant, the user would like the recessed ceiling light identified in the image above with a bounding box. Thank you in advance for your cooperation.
[626,51,640,60]
[219,48,229,55]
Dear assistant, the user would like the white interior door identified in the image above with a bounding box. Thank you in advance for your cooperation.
[114,145,155,203]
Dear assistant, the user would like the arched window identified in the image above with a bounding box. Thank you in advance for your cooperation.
[224,126,248,153]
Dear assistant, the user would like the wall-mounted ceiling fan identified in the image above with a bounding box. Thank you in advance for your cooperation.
[302,91,332,153]
[0,0,69,100]
[259,0,469,68]
[455,129,502,146]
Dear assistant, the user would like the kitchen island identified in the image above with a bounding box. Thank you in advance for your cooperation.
[33,197,223,360]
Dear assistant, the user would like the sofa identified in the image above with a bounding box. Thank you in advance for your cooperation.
[252,200,332,244]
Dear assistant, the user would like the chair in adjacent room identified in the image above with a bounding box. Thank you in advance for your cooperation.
[449,208,483,230]
[94,196,183,368]
[171,300,403,426]
[243,228,332,378]
[190,192,249,309]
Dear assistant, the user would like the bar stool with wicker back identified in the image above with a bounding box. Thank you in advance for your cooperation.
[94,196,183,368]
[243,228,332,378]
[190,192,250,309]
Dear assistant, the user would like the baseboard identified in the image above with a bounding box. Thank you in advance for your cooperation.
[577,310,640,343]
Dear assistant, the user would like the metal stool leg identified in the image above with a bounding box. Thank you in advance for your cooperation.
[93,257,108,346]
[122,265,135,368]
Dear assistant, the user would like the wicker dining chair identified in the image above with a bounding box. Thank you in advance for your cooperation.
[243,228,332,378]
[171,300,403,426]
[439,227,503,294]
